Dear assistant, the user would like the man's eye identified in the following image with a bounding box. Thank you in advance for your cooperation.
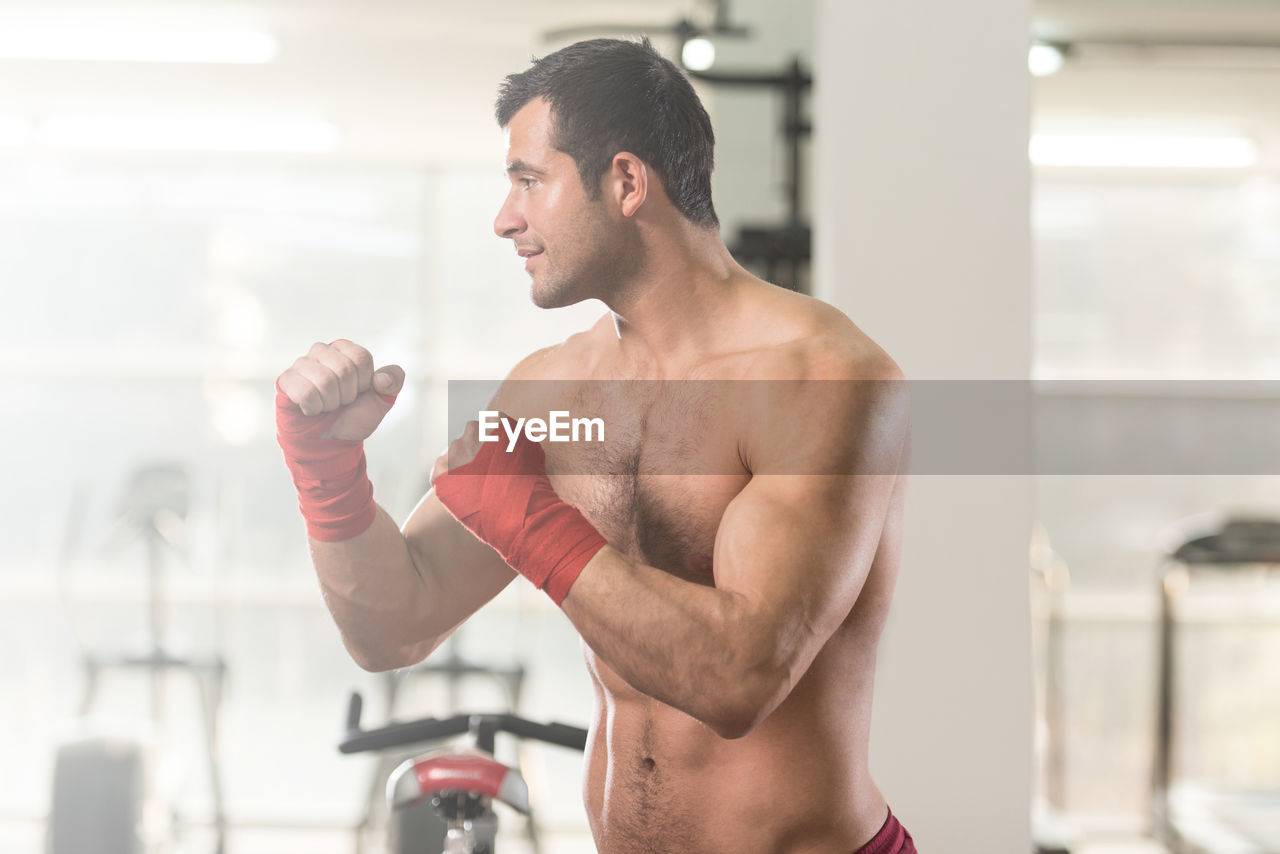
[519,177,536,188]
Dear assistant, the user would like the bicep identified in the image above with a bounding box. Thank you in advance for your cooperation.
[713,472,899,667]
[713,372,908,673]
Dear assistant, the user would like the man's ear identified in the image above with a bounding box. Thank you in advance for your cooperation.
[608,151,648,218]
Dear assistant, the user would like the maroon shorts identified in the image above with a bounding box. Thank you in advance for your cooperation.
[853,807,917,854]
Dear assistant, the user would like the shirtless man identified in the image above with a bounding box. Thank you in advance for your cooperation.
[275,38,914,853]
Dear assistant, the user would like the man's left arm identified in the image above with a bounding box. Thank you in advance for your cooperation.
[560,369,908,739]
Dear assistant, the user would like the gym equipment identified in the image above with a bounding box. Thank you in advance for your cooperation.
[1152,515,1280,854]
[349,639,527,854]
[683,57,812,293]
[339,692,587,854]
[48,464,227,854]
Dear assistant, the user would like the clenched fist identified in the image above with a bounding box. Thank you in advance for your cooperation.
[275,340,405,442]
[275,340,405,541]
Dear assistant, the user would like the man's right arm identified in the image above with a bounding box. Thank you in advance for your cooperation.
[308,494,517,672]
[277,339,516,672]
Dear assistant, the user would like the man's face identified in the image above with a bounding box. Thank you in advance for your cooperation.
[493,98,640,308]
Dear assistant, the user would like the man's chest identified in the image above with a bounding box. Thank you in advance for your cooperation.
[539,381,750,585]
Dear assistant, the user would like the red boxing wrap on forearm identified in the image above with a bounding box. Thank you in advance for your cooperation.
[275,382,393,542]
[432,432,606,605]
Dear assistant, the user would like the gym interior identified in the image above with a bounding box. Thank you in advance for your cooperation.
[1,1,1278,852]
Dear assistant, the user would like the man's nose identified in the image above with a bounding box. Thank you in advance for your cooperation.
[493,193,526,239]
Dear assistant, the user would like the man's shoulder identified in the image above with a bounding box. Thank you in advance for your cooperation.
[737,290,909,473]
[742,287,903,383]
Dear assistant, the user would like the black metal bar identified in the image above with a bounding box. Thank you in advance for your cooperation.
[338,700,589,755]
[470,715,498,755]
[345,691,363,732]
[685,57,814,292]
[783,59,803,224]
[339,713,473,755]
[495,715,590,751]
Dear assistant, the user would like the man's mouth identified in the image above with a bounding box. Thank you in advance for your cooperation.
[518,247,544,270]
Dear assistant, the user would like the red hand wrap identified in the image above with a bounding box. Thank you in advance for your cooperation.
[433,430,606,605]
[275,382,394,542]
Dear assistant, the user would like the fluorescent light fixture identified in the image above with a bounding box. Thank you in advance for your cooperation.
[1028,42,1065,76]
[0,116,30,146]
[0,27,278,63]
[38,118,340,153]
[1030,133,1259,168]
[682,37,716,71]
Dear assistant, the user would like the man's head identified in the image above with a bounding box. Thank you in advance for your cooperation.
[496,37,718,229]
[492,38,719,308]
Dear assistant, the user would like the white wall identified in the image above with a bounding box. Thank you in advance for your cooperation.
[813,1,1034,850]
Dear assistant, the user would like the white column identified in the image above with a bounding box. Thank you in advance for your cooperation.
[813,2,1033,851]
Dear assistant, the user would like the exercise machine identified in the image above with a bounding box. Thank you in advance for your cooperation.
[348,639,526,854]
[48,464,227,854]
[1152,515,1280,854]
[339,692,587,854]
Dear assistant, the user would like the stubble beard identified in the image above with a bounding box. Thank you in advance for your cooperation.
[528,204,645,310]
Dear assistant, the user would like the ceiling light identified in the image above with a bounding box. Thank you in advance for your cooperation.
[1030,134,1258,168]
[682,37,716,71]
[0,27,278,63]
[38,118,339,153]
[1028,42,1065,76]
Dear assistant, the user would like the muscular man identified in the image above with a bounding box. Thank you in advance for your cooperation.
[276,38,914,854]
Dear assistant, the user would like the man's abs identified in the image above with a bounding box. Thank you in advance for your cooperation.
[580,630,889,854]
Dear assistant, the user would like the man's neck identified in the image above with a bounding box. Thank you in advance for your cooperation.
[605,225,747,374]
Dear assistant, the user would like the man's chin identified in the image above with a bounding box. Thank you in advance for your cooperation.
[529,278,584,310]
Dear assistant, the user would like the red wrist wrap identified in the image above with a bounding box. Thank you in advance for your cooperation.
[275,383,393,542]
[433,432,606,605]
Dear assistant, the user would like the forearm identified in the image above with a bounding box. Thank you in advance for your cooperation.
[429,426,789,735]
[560,545,787,738]
[309,504,443,671]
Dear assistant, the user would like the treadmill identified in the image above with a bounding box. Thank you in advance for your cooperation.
[1152,516,1280,854]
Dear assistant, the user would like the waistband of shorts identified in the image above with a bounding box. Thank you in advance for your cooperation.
[854,806,907,854]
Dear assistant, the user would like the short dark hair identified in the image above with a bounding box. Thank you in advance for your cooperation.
[495,37,719,229]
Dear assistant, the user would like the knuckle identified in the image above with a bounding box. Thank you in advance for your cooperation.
[308,341,328,357]
[334,338,367,356]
